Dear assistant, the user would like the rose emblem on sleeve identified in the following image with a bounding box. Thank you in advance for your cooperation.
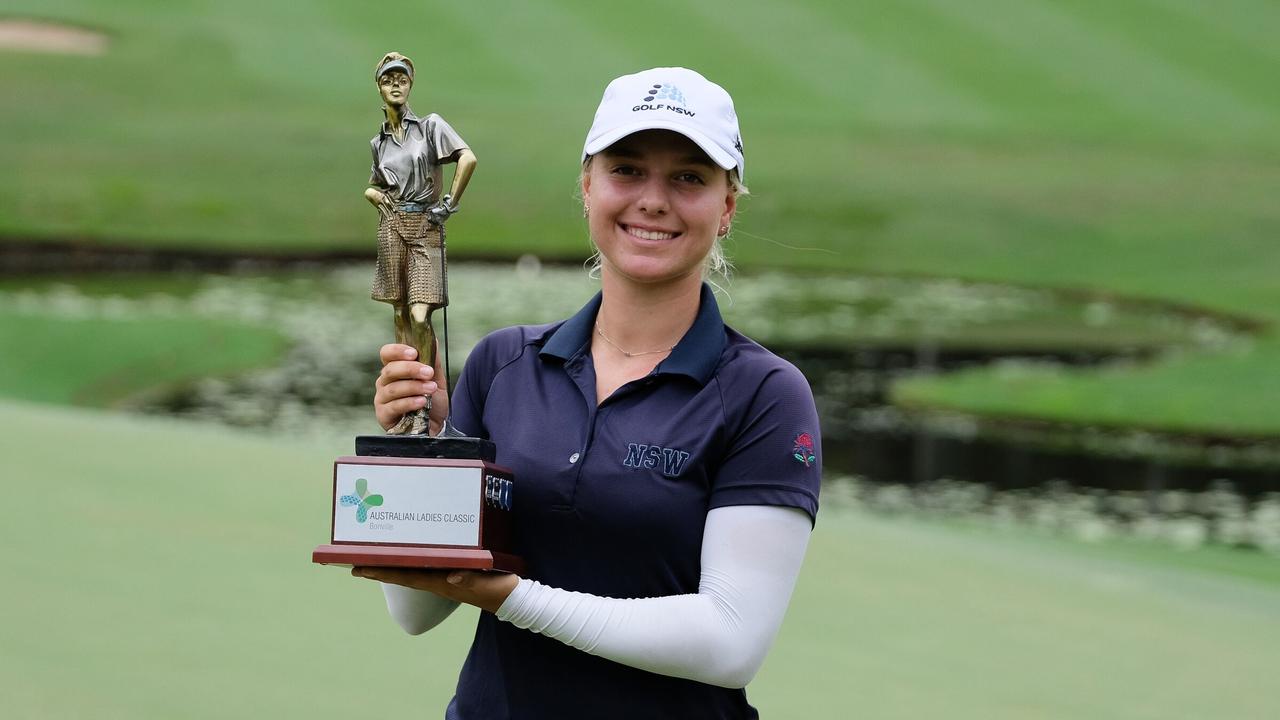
[792,433,816,467]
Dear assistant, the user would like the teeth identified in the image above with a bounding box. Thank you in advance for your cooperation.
[627,227,677,241]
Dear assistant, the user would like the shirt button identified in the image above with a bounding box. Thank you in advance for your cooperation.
[569,452,580,464]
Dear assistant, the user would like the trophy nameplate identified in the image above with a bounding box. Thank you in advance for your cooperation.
[313,445,522,573]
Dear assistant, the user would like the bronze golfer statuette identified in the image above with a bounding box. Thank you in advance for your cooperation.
[313,52,521,573]
[365,51,474,436]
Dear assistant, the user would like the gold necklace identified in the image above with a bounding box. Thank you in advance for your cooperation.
[594,321,676,358]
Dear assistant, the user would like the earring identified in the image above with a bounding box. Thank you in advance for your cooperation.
[583,203,590,218]
[718,225,729,237]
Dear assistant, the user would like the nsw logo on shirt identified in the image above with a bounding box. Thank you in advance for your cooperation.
[622,443,691,478]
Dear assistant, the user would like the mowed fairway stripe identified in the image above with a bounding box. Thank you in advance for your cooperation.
[1157,0,1280,67]
[676,0,994,128]
[813,0,1131,135]
[1054,0,1280,117]
[911,0,1274,138]
[432,1,644,94]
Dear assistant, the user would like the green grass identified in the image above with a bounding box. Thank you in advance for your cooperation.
[2,0,1280,434]
[894,334,1280,437]
[1,400,1276,719]
[0,309,286,407]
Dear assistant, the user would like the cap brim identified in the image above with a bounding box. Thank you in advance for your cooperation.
[377,61,413,80]
[583,119,737,172]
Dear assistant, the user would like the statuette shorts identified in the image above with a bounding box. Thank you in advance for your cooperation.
[372,210,447,306]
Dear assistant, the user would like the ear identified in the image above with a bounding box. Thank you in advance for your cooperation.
[720,185,737,230]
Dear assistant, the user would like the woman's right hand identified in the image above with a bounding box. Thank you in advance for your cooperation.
[374,343,449,432]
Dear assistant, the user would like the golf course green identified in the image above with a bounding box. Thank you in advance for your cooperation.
[3,0,1279,435]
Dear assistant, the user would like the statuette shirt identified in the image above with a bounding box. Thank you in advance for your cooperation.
[369,110,468,205]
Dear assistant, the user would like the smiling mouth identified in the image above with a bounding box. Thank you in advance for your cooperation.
[622,224,680,241]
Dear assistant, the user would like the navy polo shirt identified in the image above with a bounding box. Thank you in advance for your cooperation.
[445,283,821,720]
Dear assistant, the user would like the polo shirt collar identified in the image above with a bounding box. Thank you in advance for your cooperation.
[379,108,423,136]
[539,292,601,361]
[539,283,726,385]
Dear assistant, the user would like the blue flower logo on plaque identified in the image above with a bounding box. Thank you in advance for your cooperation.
[340,477,384,523]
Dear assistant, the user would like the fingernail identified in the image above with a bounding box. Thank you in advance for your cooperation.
[419,367,433,379]
[424,382,438,394]
[414,396,427,407]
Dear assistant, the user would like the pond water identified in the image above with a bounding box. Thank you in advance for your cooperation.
[5,262,1278,550]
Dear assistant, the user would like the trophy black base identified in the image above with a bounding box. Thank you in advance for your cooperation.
[356,434,497,462]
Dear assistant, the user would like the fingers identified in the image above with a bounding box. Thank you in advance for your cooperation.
[379,343,417,365]
[375,375,436,430]
[377,378,437,404]
[383,376,437,394]
[352,567,519,613]
[376,363,435,413]
[352,566,450,592]
[350,566,461,594]
[377,396,427,429]
[375,344,448,432]
[378,360,434,386]
[376,379,436,404]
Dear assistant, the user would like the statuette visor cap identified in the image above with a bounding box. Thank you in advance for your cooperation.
[583,67,745,182]
[376,60,413,82]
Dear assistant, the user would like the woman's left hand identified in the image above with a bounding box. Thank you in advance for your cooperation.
[352,567,520,614]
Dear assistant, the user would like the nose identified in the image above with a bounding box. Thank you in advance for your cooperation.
[637,178,669,215]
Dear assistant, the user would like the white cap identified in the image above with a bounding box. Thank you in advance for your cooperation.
[583,67,745,182]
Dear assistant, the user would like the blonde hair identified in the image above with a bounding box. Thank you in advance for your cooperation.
[579,156,748,284]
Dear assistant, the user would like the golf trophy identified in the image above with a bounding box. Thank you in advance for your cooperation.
[312,51,522,573]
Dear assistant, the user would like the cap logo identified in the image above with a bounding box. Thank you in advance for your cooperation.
[633,82,695,117]
[643,82,686,106]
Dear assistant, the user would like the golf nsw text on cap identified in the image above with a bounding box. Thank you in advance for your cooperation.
[583,67,745,181]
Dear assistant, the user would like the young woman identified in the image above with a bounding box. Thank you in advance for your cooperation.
[359,67,821,719]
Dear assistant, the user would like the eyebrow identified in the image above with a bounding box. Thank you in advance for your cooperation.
[603,146,716,168]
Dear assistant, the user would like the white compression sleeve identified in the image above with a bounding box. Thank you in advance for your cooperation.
[495,504,813,689]
[381,582,460,635]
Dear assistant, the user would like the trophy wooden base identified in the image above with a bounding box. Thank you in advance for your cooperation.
[312,544,524,573]
[313,447,522,575]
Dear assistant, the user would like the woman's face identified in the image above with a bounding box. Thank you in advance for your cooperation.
[582,130,736,289]
[378,70,412,107]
